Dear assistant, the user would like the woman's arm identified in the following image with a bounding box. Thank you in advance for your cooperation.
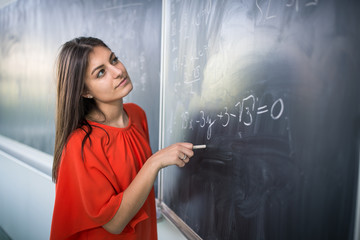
[103,142,194,234]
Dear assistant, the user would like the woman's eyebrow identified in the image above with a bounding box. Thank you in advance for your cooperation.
[90,52,115,75]
[91,64,104,76]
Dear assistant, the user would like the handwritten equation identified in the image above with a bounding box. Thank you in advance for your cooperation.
[180,94,285,140]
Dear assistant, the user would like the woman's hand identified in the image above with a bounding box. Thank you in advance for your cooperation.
[103,142,194,234]
[149,142,194,170]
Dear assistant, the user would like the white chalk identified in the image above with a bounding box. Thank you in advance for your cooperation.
[192,144,206,150]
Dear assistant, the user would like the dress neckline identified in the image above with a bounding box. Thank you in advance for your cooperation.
[86,106,132,131]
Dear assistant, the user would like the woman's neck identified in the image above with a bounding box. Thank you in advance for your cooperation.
[88,99,129,128]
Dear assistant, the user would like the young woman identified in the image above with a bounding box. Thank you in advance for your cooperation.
[50,37,194,240]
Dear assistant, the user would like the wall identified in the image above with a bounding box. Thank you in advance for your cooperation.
[0,135,55,240]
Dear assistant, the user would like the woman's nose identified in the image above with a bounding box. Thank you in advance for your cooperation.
[109,64,123,79]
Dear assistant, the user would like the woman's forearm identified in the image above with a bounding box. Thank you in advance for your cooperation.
[103,142,193,234]
[102,158,160,234]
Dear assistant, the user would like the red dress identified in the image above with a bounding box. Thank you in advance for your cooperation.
[50,103,158,240]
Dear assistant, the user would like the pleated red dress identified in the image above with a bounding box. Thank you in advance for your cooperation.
[50,103,157,240]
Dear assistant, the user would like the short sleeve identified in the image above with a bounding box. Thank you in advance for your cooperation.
[50,131,148,239]
[50,133,120,239]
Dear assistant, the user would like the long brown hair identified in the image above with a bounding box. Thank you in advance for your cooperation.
[52,37,109,182]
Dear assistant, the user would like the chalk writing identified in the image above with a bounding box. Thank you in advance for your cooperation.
[194,0,212,26]
[256,0,318,23]
[181,94,285,140]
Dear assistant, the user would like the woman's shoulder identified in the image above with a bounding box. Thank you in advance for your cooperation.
[124,103,147,123]
[66,124,109,149]
[124,103,145,116]
[66,127,87,146]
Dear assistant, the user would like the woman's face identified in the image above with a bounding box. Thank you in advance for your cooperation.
[83,46,133,104]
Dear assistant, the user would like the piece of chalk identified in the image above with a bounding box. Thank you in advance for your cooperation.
[193,144,206,149]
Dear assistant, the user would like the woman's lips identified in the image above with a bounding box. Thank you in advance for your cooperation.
[115,77,128,89]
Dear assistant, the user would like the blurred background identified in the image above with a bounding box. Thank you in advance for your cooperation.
[0,0,174,239]
[0,0,162,154]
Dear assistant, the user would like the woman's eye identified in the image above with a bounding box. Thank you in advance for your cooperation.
[97,69,105,78]
[112,57,119,64]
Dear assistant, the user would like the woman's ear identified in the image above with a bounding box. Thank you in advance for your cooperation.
[82,91,93,99]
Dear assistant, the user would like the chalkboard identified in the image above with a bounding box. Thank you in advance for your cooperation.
[0,0,162,154]
[159,0,360,239]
